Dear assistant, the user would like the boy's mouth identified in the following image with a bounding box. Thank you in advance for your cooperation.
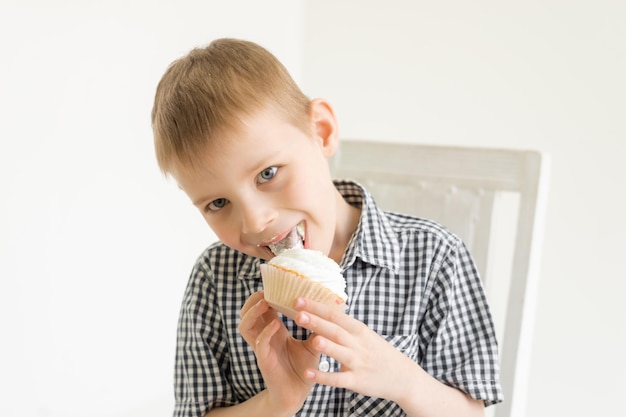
[267,222,305,256]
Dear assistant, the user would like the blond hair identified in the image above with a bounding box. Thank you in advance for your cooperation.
[151,38,311,175]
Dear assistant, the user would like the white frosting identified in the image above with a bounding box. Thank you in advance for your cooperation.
[268,248,348,301]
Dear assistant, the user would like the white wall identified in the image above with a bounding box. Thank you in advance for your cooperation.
[301,1,625,416]
[0,1,302,416]
[3,1,624,416]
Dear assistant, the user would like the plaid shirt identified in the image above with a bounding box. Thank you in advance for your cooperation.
[173,180,503,417]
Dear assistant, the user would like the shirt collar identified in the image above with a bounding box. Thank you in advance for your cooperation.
[334,180,401,274]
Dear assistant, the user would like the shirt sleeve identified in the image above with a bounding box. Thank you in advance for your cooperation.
[418,237,503,406]
[173,261,236,417]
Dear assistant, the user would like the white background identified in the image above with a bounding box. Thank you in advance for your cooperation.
[1,1,624,416]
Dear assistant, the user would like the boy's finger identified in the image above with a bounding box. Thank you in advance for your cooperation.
[309,334,353,368]
[255,319,280,358]
[294,297,355,331]
[294,309,353,350]
[304,366,354,390]
[240,291,265,317]
[238,298,272,346]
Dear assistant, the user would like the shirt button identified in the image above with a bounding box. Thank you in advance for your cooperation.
[318,360,330,372]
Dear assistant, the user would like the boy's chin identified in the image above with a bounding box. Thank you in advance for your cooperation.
[258,251,274,261]
[249,246,275,261]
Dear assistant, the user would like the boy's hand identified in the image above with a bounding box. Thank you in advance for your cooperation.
[292,297,418,404]
[238,292,320,414]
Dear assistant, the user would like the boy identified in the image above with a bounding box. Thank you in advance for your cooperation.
[151,38,502,417]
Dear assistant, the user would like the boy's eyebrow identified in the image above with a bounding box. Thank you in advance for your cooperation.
[176,182,212,207]
[192,195,211,207]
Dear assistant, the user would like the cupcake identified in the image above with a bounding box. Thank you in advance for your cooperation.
[260,247,348,319]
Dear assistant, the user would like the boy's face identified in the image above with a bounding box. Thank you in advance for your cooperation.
[172,106,341,261]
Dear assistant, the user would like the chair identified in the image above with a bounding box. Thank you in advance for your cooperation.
[330,140,550,417]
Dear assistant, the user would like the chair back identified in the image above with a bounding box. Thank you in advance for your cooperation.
[330,140,550,417]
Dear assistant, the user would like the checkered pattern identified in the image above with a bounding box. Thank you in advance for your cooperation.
[172,180,503,417]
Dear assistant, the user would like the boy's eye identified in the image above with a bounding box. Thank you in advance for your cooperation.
[207,198,229,212]
[258,166,278,184]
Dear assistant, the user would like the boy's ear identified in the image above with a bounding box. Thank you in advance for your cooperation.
[309,98,339,158]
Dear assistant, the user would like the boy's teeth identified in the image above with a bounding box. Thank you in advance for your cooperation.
[296,222,305,241]
[268,223,304,255]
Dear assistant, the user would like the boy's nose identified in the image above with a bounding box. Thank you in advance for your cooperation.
[239,202,275,235]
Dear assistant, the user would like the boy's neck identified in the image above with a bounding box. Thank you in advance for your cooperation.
[329,189,362,264]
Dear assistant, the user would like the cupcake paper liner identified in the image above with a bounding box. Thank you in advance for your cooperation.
[260,263,346,319]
